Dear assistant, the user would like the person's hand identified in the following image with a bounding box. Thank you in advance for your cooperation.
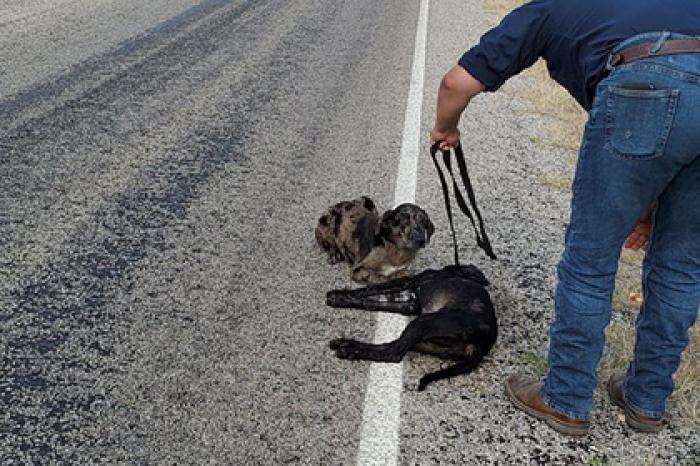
[625,209,652,251]
[430,127,460,151]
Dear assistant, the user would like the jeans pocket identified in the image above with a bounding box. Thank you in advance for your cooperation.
[604,86,679,160]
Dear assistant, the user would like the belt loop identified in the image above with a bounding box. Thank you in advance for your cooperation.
[606,53,621,72]
[650,31,671,54]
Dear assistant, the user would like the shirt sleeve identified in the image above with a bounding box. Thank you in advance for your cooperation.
[458,0,551,91]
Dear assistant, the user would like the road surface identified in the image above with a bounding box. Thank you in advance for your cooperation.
[1,0,697,463]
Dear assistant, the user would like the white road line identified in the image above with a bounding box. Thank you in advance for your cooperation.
[355,1,429,465]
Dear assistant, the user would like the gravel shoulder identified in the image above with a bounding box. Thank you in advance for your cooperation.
[398,0,699,464]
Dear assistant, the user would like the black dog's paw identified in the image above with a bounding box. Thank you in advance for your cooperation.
[335,345,358,360]
[326,291,342,307]
[329,338,349,350]
[329,339,358,359]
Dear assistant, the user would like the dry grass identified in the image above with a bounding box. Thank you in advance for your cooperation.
[536,174,571,192]
[484,1,587,152]
[486,0,699,428]
[515,61,587,151]
[612,249,645,312]
[516,351,549,377]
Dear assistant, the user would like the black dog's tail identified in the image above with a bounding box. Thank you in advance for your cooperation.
[417,352,485,391]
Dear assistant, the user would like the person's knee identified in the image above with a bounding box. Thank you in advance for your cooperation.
[557,247,619,297]
[645,257,700,312]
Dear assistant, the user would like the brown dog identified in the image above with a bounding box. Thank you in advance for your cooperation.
[315,196,434,283]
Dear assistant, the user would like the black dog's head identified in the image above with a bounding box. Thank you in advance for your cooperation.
[444,264,489,286]
[378,203,434,251]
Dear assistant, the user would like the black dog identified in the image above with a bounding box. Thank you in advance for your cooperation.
[326,264,497,391]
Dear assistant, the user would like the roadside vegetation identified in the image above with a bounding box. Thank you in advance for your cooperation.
[486,0,699,429]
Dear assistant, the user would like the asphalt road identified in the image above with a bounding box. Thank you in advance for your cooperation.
[1,1,697,464]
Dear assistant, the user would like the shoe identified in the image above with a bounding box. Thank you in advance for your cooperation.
[505,374,590,437]
[607,370,665,433]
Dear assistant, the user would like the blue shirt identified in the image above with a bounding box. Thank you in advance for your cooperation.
[459,0,700,110]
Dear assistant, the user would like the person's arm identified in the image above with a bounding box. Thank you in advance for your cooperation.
[430,66,485,151]
[431,0,551,150]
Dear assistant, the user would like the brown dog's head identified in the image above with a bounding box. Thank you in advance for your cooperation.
[378,203,434,251]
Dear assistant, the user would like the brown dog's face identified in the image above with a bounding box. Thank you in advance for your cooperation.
[378,204,434,251]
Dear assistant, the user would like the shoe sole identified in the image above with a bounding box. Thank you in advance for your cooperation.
[606,377,663,433]
[505,382,589,437]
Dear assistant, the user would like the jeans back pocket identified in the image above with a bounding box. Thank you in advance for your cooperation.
[604,86,679,159]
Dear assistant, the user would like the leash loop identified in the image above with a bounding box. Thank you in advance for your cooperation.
[430,141,497,264]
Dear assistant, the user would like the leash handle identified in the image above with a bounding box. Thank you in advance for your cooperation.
[430,142,460,265]
[452,143,497,260]
[430,142,497,263]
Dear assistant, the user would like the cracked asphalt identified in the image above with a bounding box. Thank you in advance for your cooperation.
[1,0,697,464]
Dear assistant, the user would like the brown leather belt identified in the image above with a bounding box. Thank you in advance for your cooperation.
[609,38,700,67]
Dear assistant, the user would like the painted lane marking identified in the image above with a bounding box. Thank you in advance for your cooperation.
[355,1,429,465]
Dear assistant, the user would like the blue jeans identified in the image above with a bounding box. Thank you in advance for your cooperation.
[541,32,700,420]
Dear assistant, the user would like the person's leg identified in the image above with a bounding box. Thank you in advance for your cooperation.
[539,79,681,420]
[624,156,700,418]
[540,145,647,419]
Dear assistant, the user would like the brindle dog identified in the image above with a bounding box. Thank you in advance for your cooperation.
[315,196,434,283]
[326,264,497,391]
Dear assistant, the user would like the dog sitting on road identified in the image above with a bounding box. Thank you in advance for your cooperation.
[315,196,434,283]
[326,264,497,391]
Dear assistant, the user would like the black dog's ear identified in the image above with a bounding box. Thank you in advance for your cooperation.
[459,265,489,286]
[377,210,395,239]
[380,209,395,224]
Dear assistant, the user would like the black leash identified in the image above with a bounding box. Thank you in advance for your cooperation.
[430,141,497,264]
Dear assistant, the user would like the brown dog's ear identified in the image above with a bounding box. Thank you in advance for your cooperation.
[426,216,435,240]
[354,214,379,260]
[360,196,377,214]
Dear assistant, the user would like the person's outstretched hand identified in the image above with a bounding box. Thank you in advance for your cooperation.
[430,127,460,151]
[625,209,652,251]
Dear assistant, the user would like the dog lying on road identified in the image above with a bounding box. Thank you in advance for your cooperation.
[326,264,497,391]
[315,196,434,283]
